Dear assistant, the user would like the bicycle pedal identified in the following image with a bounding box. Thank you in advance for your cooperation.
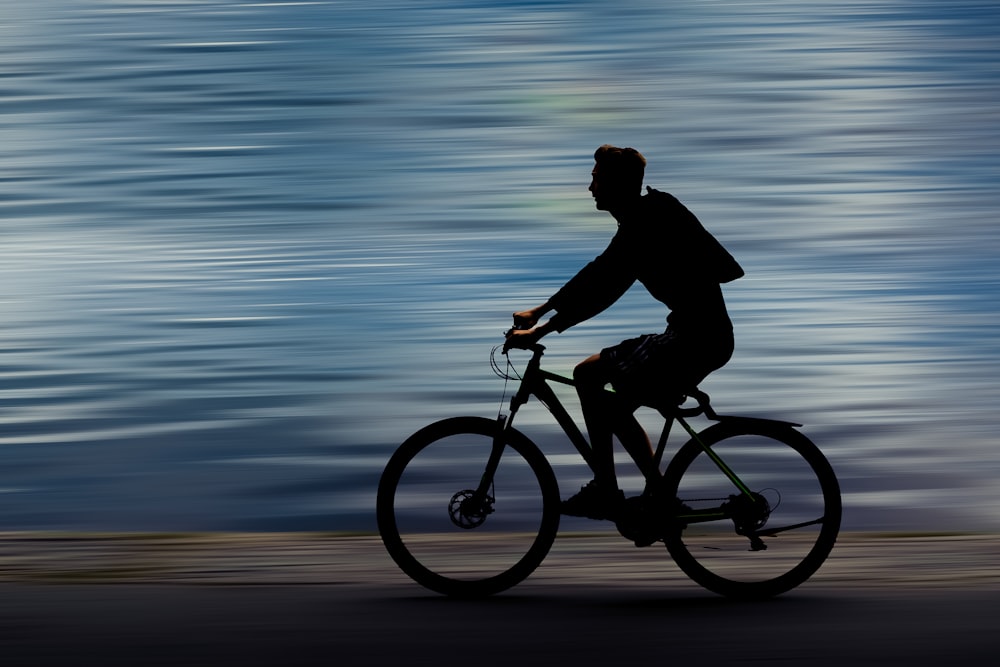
[615,496,662,547]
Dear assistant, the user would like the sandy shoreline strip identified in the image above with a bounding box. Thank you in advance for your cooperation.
[1,532,997,591]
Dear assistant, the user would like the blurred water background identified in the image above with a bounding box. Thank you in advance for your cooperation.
[1,0,998,533]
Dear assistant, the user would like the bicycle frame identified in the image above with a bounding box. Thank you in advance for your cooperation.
[480,343,768,528]
[379,341,841,598]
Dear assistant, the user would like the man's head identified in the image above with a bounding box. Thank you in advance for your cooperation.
[589,145,646,211]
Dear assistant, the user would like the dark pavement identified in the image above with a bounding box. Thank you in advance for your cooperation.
[2,532,998,665]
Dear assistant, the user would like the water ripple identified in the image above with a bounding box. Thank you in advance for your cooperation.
[0,0,997,532]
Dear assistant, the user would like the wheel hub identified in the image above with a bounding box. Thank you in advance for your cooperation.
[449,490,495,529]
[723,492,772,536]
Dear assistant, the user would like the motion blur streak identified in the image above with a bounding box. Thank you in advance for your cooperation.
[0,1,997,532]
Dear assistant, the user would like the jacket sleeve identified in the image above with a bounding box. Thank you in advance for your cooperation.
[546,231,637,332]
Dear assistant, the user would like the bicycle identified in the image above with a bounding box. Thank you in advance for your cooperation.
[377,338,841,599]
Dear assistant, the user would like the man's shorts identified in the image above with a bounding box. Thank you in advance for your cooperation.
[599,327,734,404]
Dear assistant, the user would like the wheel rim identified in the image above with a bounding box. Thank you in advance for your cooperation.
[378,419,559,596]
[663,423,840,597]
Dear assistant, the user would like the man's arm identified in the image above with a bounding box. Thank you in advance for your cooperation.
[544,230,635,332]
[504,302,558,351]
[512,303,552,330]
[505,232,635,352]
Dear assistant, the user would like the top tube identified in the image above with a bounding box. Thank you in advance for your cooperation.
[501,341,716,420]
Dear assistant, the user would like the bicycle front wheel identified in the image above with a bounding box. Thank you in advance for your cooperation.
[661,419,841,599]
[377,416,561,597]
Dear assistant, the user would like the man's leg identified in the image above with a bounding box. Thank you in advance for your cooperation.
[573,354,617,489]
[573,354,656,489]
[560,354,622,518]
[613,407,658,483]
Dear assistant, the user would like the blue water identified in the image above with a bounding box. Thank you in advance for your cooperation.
[1,0,998,532]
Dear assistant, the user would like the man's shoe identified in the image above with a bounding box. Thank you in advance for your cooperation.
[560,480,624,520]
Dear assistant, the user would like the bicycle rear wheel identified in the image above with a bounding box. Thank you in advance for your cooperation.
[377,416,560,597]
[661,419,841,599]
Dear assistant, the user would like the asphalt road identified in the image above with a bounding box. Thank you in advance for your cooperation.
[2,532,998,666]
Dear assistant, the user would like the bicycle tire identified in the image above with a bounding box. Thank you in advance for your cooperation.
[377,416,561,597]
[661,419,841,599]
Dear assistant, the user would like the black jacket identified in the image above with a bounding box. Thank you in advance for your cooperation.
[548,187,743,336]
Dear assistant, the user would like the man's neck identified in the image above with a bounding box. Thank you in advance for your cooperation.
[608,195,643,222]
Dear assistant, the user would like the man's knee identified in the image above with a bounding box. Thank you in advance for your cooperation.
[573,354,609,388]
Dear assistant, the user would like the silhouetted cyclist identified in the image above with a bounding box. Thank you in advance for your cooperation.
[505,145,744,520]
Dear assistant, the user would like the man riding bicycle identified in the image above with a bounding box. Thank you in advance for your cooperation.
[504,145,744,520]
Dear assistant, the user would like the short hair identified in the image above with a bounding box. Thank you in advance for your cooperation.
[594,145,646,192]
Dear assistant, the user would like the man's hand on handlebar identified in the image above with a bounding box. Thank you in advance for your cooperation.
[512,308,543,330]
[505,303,557,353]
[503,326,543,353]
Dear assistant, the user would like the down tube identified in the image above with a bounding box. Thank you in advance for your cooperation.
[532,375,595,470]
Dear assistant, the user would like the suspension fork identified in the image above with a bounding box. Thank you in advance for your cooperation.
[473,366,533,500]
[472,414,508,496]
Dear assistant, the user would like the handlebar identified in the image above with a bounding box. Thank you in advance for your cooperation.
[503,327,546,355]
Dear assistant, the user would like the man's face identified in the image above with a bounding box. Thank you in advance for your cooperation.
[588,162,628,211]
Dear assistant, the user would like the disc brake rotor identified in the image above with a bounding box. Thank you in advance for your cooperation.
[449,490,495,529]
